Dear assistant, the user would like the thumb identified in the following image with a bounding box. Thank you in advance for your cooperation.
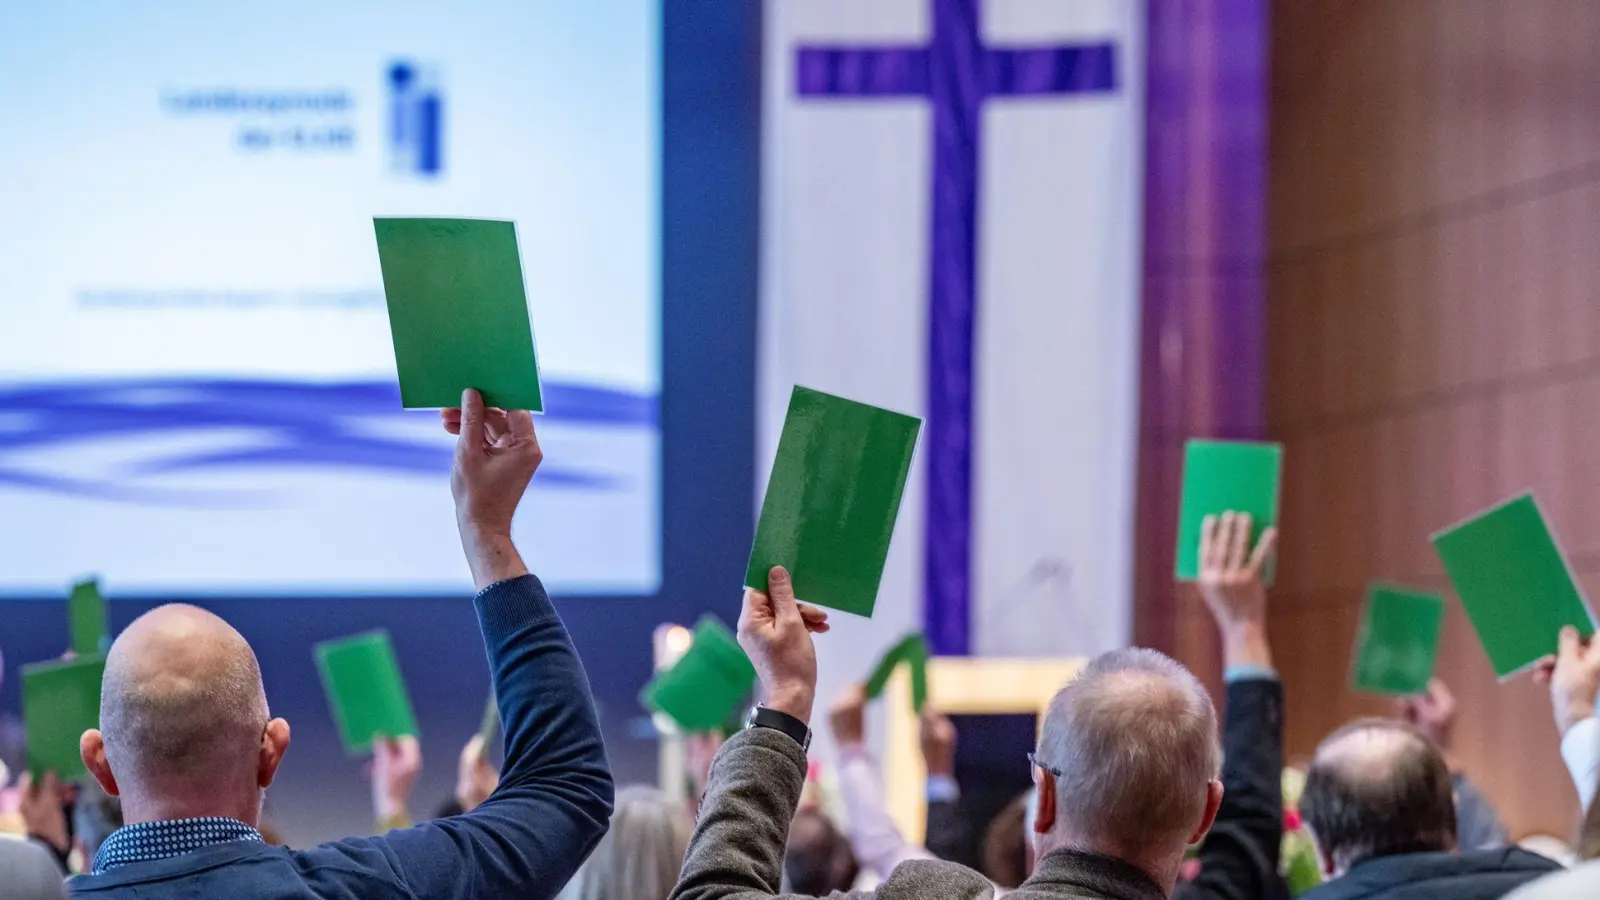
[459,389,486,448]
[767,566,798,619]
[1560,626,1583,665]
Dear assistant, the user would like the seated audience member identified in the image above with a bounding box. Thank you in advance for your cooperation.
[430,733,502,820]
[562,785,691,900]
[74,778,123,861]
[981,793,1029,889]
[1299,719,1559,900]
[828,686,970,880]
[1395,679,1509,851]
[1500,626,1600,899]
[66,391,613,899]
[669,511,1286,900]
[786,807,861,893]
[0,836,69,900]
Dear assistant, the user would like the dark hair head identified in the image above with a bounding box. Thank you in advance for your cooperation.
[983,792,1031,888]
[785,808,859,894]
[1302,718,1456,872]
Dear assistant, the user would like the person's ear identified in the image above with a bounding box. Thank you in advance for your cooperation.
[1188,779,1224,844]
[80,729,120,797]
[258,718,291,789]
[1032,770,1056,834]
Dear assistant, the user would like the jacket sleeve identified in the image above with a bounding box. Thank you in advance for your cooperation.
[836,748,935,879]
[924,786,973,867]
[670,728,873,900]
[1176,677,1286,900]
[306,575,615,900]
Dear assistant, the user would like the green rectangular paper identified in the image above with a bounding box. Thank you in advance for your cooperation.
[23,655,105,780]
[314,630,419,755]
[1432,493,1595,678]
[906,634,929,713]
[1350,584,1446,695]
[69,578,109,657]
[1174,440,1283,583]
[373,217,543,410]
[747,386,922,616]
[641,617,755,732]
[864,634,918,698]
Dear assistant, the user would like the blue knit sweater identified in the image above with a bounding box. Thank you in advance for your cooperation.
[69,575,615,899]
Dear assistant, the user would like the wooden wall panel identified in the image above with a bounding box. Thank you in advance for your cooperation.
[1268,0,1600,840]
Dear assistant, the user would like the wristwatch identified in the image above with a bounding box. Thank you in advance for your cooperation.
[745,704,812,752]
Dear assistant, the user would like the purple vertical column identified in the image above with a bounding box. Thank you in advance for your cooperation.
[1134,0,1270,682]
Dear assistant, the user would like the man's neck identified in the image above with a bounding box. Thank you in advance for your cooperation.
[1036,834,1182,896]
[120,788,260,828]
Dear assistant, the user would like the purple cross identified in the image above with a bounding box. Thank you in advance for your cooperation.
[796,0,1116,656]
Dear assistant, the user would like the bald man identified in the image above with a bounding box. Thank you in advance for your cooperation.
[68,390,613,899]
[669,512,1289,900]
[1300,720,1557,900]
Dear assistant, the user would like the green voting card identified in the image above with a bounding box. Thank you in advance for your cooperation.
[373,217,543,411]
[641,617,756,732]
[314,630,419,755]
[1350,584,1445,695]
[23,655,105,779]
[1432,493,1595,679]
[69,577,109,657]
[1174,440,1283,583]
[747,386,922,617]
[864,633,929,712]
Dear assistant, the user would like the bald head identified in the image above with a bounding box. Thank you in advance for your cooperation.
[98,605,270,805]
[1037,648,1221,854]
[1302,719,1455,874]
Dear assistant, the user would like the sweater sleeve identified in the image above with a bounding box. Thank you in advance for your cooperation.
[303,575,615,900]
[1176,677,1286,900]
[670,728,872,900]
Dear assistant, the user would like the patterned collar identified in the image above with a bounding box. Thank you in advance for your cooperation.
[92,817,264,874]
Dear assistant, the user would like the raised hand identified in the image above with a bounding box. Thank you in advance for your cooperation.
[920,708,957,777]
[18,771,70,857]
[1396,678,1457,752]
[829,684,867,749]
[442,389,541,589]
[371,735,423,824]
[1196,512,1277,669]
[1537,626,1600,735]
[736,566,830,726]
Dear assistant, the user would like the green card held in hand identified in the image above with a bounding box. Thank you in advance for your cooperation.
[747,386,922,617]
[1350,584,1445,695]
[863,632,929,712]
[1432,493,1595,679]
[641,617,756,733]
[1174,440,1283,583]
[373,217,543,411]
[23,655,105,780]
[314,630,419,756]
[69,577,109,657]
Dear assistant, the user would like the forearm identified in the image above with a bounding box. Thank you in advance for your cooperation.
[1219,620,1272,673]
[836,747,930,878]
[1562,716,1600,811]
[1183,678,1284,900]
[671,729,817,900]
[461,530,530,593]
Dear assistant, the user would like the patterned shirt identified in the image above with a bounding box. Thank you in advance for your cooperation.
[91,817,264,874]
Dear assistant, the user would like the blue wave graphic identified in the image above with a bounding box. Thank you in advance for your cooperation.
[0,377,656,507]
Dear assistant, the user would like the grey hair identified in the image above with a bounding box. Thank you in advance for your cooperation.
[1037,647,1220,849]
[576,785,691,900]
[101,635,269,783]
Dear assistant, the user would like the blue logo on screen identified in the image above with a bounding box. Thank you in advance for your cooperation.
[387,60,443,177]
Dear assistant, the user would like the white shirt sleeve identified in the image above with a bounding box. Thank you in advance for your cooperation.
[1561,715,1600,811]
[834,746,933,879]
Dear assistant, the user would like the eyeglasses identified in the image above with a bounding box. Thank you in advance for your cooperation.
[1027,751,1063,778]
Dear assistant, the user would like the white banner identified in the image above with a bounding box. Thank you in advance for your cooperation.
[759,0,1144,736]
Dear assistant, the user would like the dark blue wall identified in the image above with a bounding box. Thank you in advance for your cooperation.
[0,0,761,845]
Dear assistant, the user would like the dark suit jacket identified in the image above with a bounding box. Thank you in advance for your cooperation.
[669,678,1286,900]
[1302,848,1561,900]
